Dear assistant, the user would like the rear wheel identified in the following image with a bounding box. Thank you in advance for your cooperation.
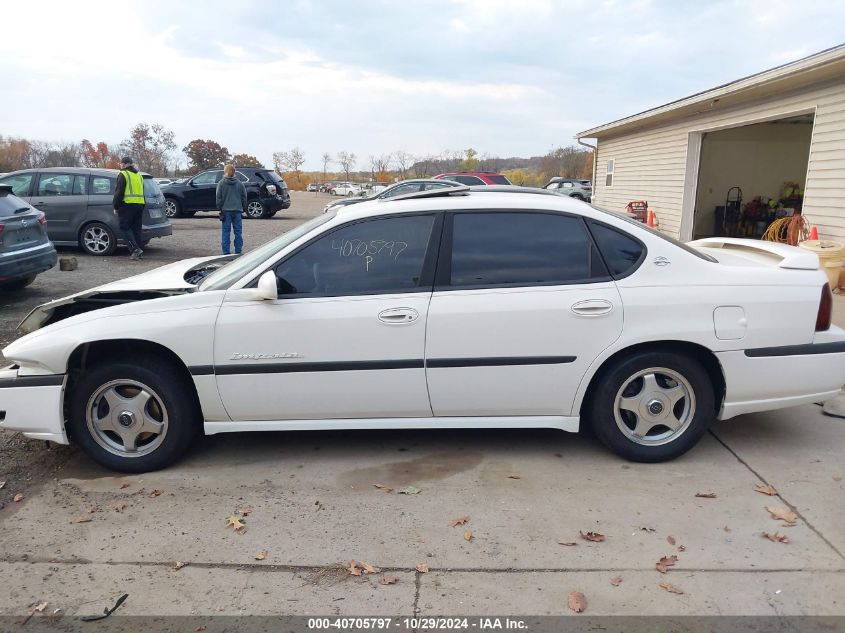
[67,356,200,472]
[571,193,584,201]
[164,198,182,218]
[586,350,715,462]
[0,275,36,291]
[80,222,117,256]
[245,199,267,219]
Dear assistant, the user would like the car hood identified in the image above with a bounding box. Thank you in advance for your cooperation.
[18,255,234,334]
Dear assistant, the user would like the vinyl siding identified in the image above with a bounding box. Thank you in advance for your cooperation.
[591,79,845,241]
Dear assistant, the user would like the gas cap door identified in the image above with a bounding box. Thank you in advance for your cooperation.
[713,306,747,340]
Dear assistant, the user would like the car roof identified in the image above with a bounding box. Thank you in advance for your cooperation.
[5,167,152,178]
[434,171,505,177]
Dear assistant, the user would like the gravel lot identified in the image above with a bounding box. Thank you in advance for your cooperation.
[0,191,843,620]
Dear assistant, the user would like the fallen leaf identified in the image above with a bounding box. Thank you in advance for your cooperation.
[225,515,246,532]
[70,516,92,524]
[254,550,268,560]
[361,562,379,574]
[695,491,717,498]
[0,481,5,489]
[373,484,393,493]
[610,576,622,586]
[195,626,207,632]
[580,531,606,542]
[238,505,253,516]
[762,531,790,544]
[346,560,379,576]
[448,516,470,527]
[655,555,679,573]
[149,489,163,498]
[754,483,778,496]
[567,591,587,613]
[398,485,421,495]
[114,502,127,513]
[558,541,577,546]
[667,535,676,546]
[507,474,521,479]
[766,506,798,526]
[13,493,23,502]
[87,506,99,513]
[378,575,398,585]
[415,563,429,573]
[833,475,842,482]
[659,581,684,594]
[119,483,131,489]
[314,501,323,512]
[723,526,732,533]
[173,561,188,570]
[678,545,686,552]
[463,529,473,542]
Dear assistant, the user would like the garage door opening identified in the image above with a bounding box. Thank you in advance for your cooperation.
[691,113,814,240]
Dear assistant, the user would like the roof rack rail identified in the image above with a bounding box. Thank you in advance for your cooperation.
[389,185,471,201]
[468,185,559,196]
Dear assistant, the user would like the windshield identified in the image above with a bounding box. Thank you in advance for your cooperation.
[198,211,336,291]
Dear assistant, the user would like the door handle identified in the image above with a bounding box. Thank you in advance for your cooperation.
[378,307,419,324]
[571,299,613,316]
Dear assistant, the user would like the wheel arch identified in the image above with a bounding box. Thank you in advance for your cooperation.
[577,340,726,418]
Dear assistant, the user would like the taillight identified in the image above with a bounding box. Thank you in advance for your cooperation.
[37,212,47,226]
[266,184,277,196]
[816,283,832,331]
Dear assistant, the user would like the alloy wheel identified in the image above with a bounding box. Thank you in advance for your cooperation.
[613,367,696,446]
[82,225,112,255]
[86,379,169,457]
[246,201,265,218]
[164,199,178,218]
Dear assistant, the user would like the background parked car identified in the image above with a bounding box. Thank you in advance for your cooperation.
[544,177,592,201]
[154,177,175,187]
[330,182,362,196]
[324,179,462,212]
[0,168,172,256]
[433,171,512,185]
[306,183,317,192]
[0,184,57,290]
[161,167,290,219]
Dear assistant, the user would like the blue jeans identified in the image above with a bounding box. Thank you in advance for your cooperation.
[221,211,243,254]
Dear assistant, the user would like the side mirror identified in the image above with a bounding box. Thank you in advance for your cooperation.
[255,270,278,301]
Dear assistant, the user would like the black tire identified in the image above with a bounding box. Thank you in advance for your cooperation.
[79,222,117,256]
[269,210,279,217]
[245,198,268,219]
[571,194,584,201]
[0,275,36,291]
[164,197,183,218]
[67,356,201,472]
[585,350,715,462]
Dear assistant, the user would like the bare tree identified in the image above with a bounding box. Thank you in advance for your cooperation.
[393,150,413,179]
[119,123,177,175]
[411,154,437,178]
[321,152,332,181]
[273,147,307,187]
[336,151,357,181]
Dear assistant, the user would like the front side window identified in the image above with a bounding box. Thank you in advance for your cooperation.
[37,174,74,196]
[588,221,645,277]
[449,212,606,287]
[191,171,219,186]
[0,173,34,196]
[275,214,436,297]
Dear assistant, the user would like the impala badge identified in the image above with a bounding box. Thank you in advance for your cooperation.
[230,352,303,360]
[653,256,670,267]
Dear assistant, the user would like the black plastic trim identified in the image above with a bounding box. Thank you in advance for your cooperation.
[0,374,64,388]
[427,356,576,368]
[215,360,425,375]
[744,341,845,358]
[188,365,214,376]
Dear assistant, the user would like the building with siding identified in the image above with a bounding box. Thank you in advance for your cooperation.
[576,45,845,241]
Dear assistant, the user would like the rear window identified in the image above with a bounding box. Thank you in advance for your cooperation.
[487,174,511,185]
[143,178,162,197]
[0,191,31,217]
[259,171,287,187]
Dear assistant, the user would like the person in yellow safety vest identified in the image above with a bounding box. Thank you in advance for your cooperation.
[113,156,146,261]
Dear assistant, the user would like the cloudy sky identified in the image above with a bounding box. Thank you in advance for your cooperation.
[1,0,843,170]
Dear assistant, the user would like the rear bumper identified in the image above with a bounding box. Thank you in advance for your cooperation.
[0,367,68,444]
[141,221,173,240]
[263,195,289,212]
[718,327,845,419]
[0,243,57,281]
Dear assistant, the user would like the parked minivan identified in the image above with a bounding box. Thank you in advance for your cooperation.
[0,168,173,256]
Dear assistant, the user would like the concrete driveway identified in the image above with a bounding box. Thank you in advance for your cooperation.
[0,192,843,621]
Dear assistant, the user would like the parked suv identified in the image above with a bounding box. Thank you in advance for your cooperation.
[0,185,57,290]
[544,177,592,201]
[0,168,172,256]
[162,168,291,219]
[433,171,512,186]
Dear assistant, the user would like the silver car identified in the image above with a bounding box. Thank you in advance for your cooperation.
[0,167,172,256]
[543,177,592,202]
[0,184,57,290]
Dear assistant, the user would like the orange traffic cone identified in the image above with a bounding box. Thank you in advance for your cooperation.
[647,209,656,228]
[809,225,819,240]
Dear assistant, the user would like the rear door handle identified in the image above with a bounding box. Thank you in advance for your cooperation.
[571,299,613,316]
[378,307,419,324]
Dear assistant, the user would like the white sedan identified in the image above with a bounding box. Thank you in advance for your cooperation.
[2,186,844,472]
[330,182,362,196]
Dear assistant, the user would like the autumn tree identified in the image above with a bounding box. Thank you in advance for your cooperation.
[540,146,591,181]
[458,148,479,172]
[81,140,119,169]
[120,123,176,175]
[0,136,34,172]
[336,151,357,181]
[368,154,391,181]
[231,153,264,168]
[183,139,231,173]
[273,147,307,189]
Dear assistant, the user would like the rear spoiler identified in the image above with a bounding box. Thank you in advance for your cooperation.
[688,237,819,270]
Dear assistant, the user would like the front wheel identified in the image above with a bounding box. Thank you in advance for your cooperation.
[164,198,182,218]
[67,356,200,472]
[79,222,117,256]
[585,351,715,462]
[245,199,267,219]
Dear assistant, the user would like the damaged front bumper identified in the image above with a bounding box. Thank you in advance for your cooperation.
[0,365,68,444]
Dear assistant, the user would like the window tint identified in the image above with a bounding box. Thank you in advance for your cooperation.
[0,173,34,196]
[589,221,644,277]
[488,175,511,185]
[235,171,249,183]
[37,174,74,196]
[191,171,219,185]
[275,214,436,296]
[72,175,88,195]
[91,176,114,195]
[453,175,484,186]
[423,182,454,191]
[449,212,606,287]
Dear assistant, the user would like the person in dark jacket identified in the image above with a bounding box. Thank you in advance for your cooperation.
[216,164,247,254]
[113,156,146,260]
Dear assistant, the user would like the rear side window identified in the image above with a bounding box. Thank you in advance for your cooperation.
[588,221,645,277]
[452,175,484,186]
[449,212,607,287]
[0,173,35,196]
[91,177,114,195]
[487,174,511,185]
